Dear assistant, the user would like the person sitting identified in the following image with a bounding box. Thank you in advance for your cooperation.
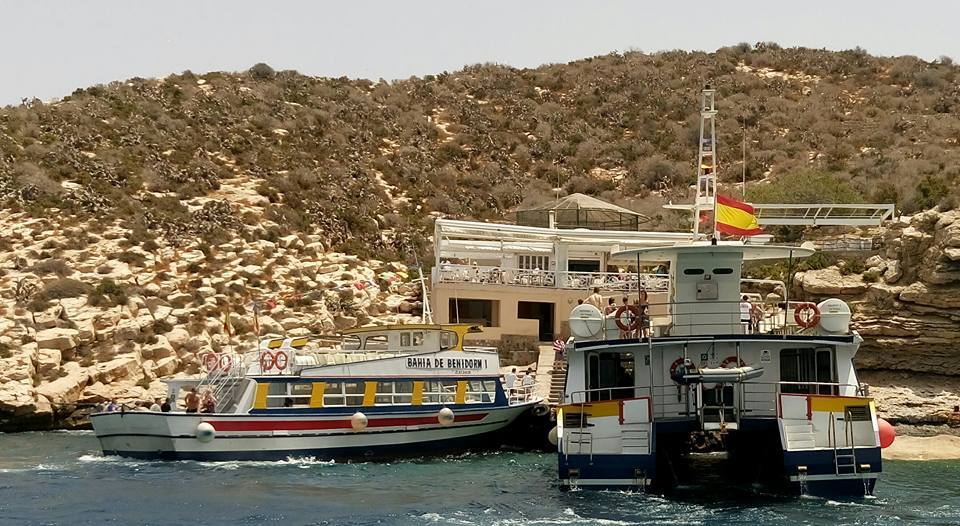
[134,401,151,412]
[184,388,200,413]
[604,297,617,316]
[149,398,162,412]
[200,391,216,413]
[105,399,118,412]
[283,397,294,408]
[160,398,172,413]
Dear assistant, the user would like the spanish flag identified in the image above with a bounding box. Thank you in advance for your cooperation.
[715,195,764,236]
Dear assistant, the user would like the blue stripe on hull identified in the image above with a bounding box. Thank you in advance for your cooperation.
[101,428,507,462]
[558,453,656,487]
[783,448,882,497]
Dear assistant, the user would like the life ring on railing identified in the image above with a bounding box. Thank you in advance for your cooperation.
[794,302,821,329]
[274,351,289,371]
[202,353,220,373]
[218,354,233,373]
[259,351,275,372]
[669,358,687,383]
[719,356,746,369]
[614,305,641,332]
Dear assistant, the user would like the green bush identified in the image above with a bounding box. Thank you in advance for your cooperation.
[748,170,863,205]
[839,257,866,276]
[37,278,92,300]
[29,259,72,277]
[862,270,881,282]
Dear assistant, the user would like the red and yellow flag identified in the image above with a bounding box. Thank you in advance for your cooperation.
[715,195,764,236]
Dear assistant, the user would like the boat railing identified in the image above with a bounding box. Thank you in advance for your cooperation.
[507,385,537,405]
[589,299,838,337]
[561,381,868,424]
[435,263,669,292]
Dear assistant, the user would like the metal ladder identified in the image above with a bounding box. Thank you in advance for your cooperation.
[829,410,858,475]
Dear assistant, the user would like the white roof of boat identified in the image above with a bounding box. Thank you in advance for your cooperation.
[611,241,815,261]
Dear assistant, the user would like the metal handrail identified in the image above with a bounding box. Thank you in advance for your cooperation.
[436,263,669,292]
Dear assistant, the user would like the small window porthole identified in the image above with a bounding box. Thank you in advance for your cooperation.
[713,268,734,275]
[683,268,705,275]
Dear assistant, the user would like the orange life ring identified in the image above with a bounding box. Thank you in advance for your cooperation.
[259,351,275,372]
[794,302,821,329]
[719,356,746,369]
[274,351,289,371]
[202,353,220,373]
[218,354,233,372]
[615,305,641,332]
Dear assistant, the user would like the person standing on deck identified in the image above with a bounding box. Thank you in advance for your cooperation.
[585,287,604,310]
[504,367,518,394]
[184,388,200,413]
[739,295,753,334]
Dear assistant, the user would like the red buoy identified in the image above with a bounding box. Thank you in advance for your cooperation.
[878,418,896,448]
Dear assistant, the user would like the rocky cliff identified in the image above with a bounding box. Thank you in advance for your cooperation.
[0,200,422,431]
[796,210,960,427]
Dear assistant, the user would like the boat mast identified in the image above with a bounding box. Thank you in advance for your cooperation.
[694,85,718,239]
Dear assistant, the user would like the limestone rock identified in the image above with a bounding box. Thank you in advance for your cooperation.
[36,363,89,405]
[35,328,80,351]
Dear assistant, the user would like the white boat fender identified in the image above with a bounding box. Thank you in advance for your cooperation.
[547,426,559,447]
[351,411,368,431]
[196,422,216,443]
[438,407,455,426]
[532,404,549,417]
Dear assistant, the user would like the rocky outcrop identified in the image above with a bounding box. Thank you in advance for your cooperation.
[0,208,423,431]
[795,210,960,423]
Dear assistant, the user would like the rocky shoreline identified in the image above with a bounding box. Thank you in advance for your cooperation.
[0,207,423,432]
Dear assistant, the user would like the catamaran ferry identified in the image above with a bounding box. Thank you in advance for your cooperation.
[91,324,542,460]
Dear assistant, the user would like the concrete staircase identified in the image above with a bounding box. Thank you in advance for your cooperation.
[783,418,816,450]
[548,358,567,404]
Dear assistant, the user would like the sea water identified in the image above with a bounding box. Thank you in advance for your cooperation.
[1,431,958,525]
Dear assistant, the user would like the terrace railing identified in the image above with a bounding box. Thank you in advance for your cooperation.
[434,264,669,292]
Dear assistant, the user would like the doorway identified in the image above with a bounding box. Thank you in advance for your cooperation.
[517,301,555,341]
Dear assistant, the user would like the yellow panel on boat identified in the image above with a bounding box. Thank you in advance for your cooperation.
[267,339,284,349]
[809,396,874,414]
[412,381,424,405]
[455,381,467,405]
[310,382,325,408]
[253,383,269,409]
[363,381,377,406]
[561,401,620,418]
[290,337,309,348]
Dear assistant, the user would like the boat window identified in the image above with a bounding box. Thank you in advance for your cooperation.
[344,382,365,406]
[440,331,459,350]
[323,382,345,406]
[586,352,635,402]
[342,335,362,350]
[465,379,497,403]
[400,332,411,347]
[412,332,424,346]
[422,380,458,404]
[780,347,835,395]
[712,268,734,274]
[683,269,704,275]
[364,335,389,351]
[264,382,311,408]
[375,381,414,405]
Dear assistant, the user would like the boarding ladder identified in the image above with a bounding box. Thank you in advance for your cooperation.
[195,349,247,412]
[829,409,858,475]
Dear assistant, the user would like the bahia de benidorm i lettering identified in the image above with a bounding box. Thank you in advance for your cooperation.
[405,357,488,370]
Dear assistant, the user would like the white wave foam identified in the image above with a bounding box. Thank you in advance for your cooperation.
[490,508,638,526]
[0,463,62,473]
[419,512,476,525]
[196,456,336,470]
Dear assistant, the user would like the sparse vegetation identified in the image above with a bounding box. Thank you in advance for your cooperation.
[1,48,959,258]
[28,259,73,277]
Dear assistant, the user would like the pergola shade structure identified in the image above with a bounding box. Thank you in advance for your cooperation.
[515,193,649,231]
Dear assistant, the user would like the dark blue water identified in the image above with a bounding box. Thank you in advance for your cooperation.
[1,431,958,525]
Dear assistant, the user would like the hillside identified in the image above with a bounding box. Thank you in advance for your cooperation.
[3,44,960,255]
[3,43,960,430]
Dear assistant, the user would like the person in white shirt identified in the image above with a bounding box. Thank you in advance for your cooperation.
[522,368,536,390]
[504,368,518,392]
[585,287,604,310]
[739,295,753,334]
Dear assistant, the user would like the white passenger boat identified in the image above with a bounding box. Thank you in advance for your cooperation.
[91,324,542,460]
[555,242,888,497]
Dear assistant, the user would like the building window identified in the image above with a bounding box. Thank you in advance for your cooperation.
[448,299,497,327]
[518,255,550,270]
